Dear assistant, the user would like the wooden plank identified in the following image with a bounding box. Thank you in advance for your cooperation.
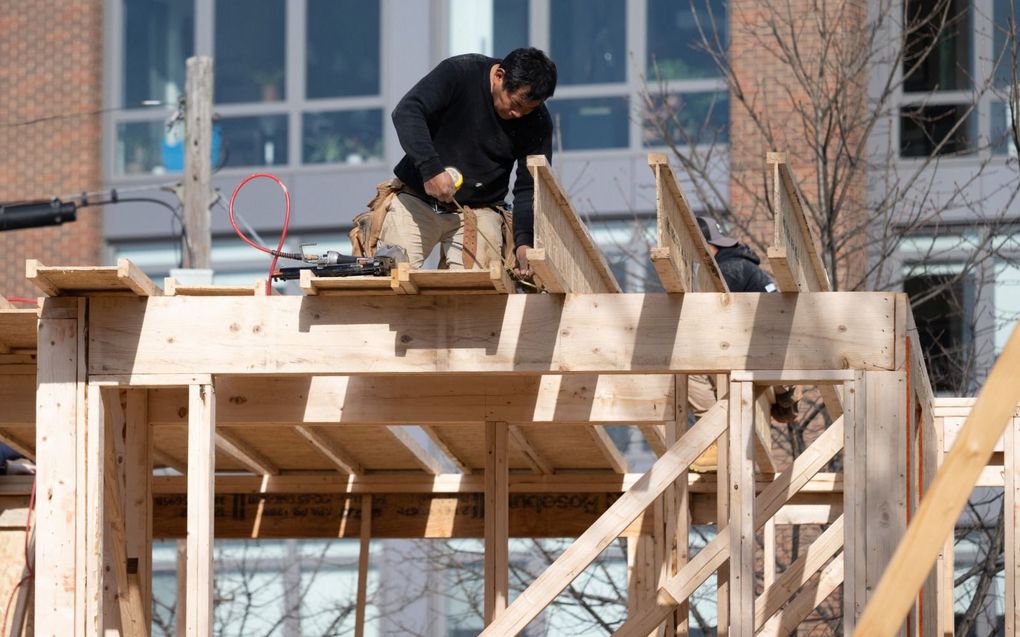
[527,155,621,293]
[843,374,865,633]
[299,270,393,296]
[729,370,854,384]
[0,309,37,352]
[765,152,831,293]
[588,425,628,474]
[175,541,186,637]
[526,248,569,293]
[478,400,728,636]
[754,516,844,629]
[729,382,755,636]
[147,374,677,426]
[354,495,371,637]
[638,425,666,457]
[34,301,78,636]
[1007,410,1020,636]
[853,324,1020,636]
[84,385,106,636]
[88,293,899,376]
[420,426,473,474]
[391,262,419,294]
[647,153,728,293]
[484,422,509,624]
[671,375,690,636]
[27,259,161,297]
[215,429,279,475]
[163,277,261,296]
[757,553,844,637]
[122,390,152,629]
[0,374,35,426]
[186,384,215,637]
[507,425,553,474]
[293,425,361,474]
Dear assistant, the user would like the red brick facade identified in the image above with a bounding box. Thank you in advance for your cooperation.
[728,0,869,289]
[0,0,104,300]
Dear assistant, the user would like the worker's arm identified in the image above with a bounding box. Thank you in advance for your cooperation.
[391,59,463,191]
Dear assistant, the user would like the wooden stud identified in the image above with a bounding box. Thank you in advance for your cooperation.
[175,540,186,637]
[728,381,755,636]
[391,262,420,294]
[853,324,1020,636]
[765,152,831,293]
[1006,407,1020,635]
[186,384,216,637]
[479,400,727,636]
[763,518,776,590]
[484,422,509,624]
[84,384,106,637]
[672,375,690,636]
[355,495,372,637]
[123,389,153,628]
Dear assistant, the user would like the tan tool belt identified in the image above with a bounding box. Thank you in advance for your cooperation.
[350,180,517,270]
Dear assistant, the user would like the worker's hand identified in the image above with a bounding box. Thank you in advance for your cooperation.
[514,244,532,279]
[424,171,456,203]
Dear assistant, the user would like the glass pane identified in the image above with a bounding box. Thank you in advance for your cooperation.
[991,100,1017,155]
[307,0,380,98]
[996,260,1020,355]
[302,109,384,164]
[547,97,629,150]
[214,0,286,104]
[903,0,972,92]
[116,121,168,176]
[899,104,976,157]
[647,0,725,80]
[219,115,289,167]
[994,0,1020,87]
[550,0,626,85]
[448,0,529,57]
[904,271,975,393]
[643,91,729,147]
[123,0,193,108]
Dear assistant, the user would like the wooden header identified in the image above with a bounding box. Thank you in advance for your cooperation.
[85,293,900,376]
[526,155,621,293]
[647,153,728,293]
[766,153,832,293]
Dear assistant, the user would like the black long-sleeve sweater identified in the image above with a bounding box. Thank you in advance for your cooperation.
[391,54,553,249]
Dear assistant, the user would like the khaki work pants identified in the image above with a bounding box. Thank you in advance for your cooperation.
[377,192,504,269]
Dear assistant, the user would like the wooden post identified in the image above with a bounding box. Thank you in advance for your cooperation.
[355,495,372,637]
[175,541,187,637]
[484,421,509,624]
[84,384,107,637]
[182,56,213,269]
[123,389,153,628]
[1005,412,1020,635]
[717,376,730,637]
[728,381,755,636]
[35,298,81,636]
[186,383,216,637]
[668,375,691,636]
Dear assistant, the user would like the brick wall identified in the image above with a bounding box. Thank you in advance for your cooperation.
[0,0,104,300]
[728,0,869,289]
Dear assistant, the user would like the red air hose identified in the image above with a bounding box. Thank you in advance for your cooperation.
[228,173,299,294]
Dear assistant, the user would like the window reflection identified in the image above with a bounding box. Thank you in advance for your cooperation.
[647,0,726,80]
[218,115,289,167]
[643,91,729,147]
[214,0,286,103]
[448,0,528,57]
[900,104,976,157]
[122,0,193,107]
[302,110,384,164]
[903,0,972,92]
[547,97,629,150]
[307,0,380,99]
[550,0,626,85]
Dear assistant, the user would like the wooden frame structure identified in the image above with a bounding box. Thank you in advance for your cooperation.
[2,152,1010,636]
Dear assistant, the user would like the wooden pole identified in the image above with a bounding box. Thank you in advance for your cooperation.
[186,384,216,637]
[182,56,213,269]
[728,381,755,636]
[84,384,106,637]
[484,421,509,624]
[853,324,1020,636]
[355,495,372,637]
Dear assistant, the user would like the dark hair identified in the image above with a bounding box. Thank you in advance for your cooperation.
[499,48,557,101]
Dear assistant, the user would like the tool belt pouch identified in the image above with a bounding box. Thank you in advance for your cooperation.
[349,179,403,257]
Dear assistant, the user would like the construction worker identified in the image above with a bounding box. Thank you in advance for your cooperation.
[688,216,798,471]
[352,48,557,278]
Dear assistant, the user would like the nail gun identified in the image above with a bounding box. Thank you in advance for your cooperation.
[272,251,396,281]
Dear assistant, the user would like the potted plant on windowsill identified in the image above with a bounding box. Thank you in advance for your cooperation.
[252,67,284,102]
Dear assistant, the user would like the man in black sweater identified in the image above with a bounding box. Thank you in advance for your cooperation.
[376,48,557,276]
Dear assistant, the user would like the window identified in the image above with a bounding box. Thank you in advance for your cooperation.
[547,97,629,150]
[122,0,194,108]
[306,0,380,98]
[551,0,626,85]
[903,0,972,92]
[647,0,726,81]
[302,110,384,165]
[643,91,729,147]
[899,104,977,156]
[448,0,529,57]
[904,268,976,393]
[214,0,287,104]
[218,115,289,167]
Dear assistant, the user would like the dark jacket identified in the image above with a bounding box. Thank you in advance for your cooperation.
[391,54,553,249]
[715,244,777,293]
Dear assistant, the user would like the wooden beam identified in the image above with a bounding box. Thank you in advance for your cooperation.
[186,384,216,637]
[758,553,844,637]
[293,425,362,474]
[526,247,568,293]
[479,400,728,636]
[484,422,509,624]
[765,152,831,293]
[508,425,553,474]
[88,293,899,376]
[354,495,371,637]
[420,426,473,474]
[527,155,621,293]
[1008,413,1020,636]
[215,429,279,475]
[589,426,628,474]
[647,153,728,293]
[122,389,153,629]
[385,426,443,475]
[31,299,79,635]
[85,385,106,637]
[729,382,755,636]
[175,540,186,637]
[147,374,677,426]
[853,324,1020,636]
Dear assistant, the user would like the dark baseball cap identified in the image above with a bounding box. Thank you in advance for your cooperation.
[696,216,738,248]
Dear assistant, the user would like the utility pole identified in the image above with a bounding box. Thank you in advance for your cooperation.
[182,56,213,269]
